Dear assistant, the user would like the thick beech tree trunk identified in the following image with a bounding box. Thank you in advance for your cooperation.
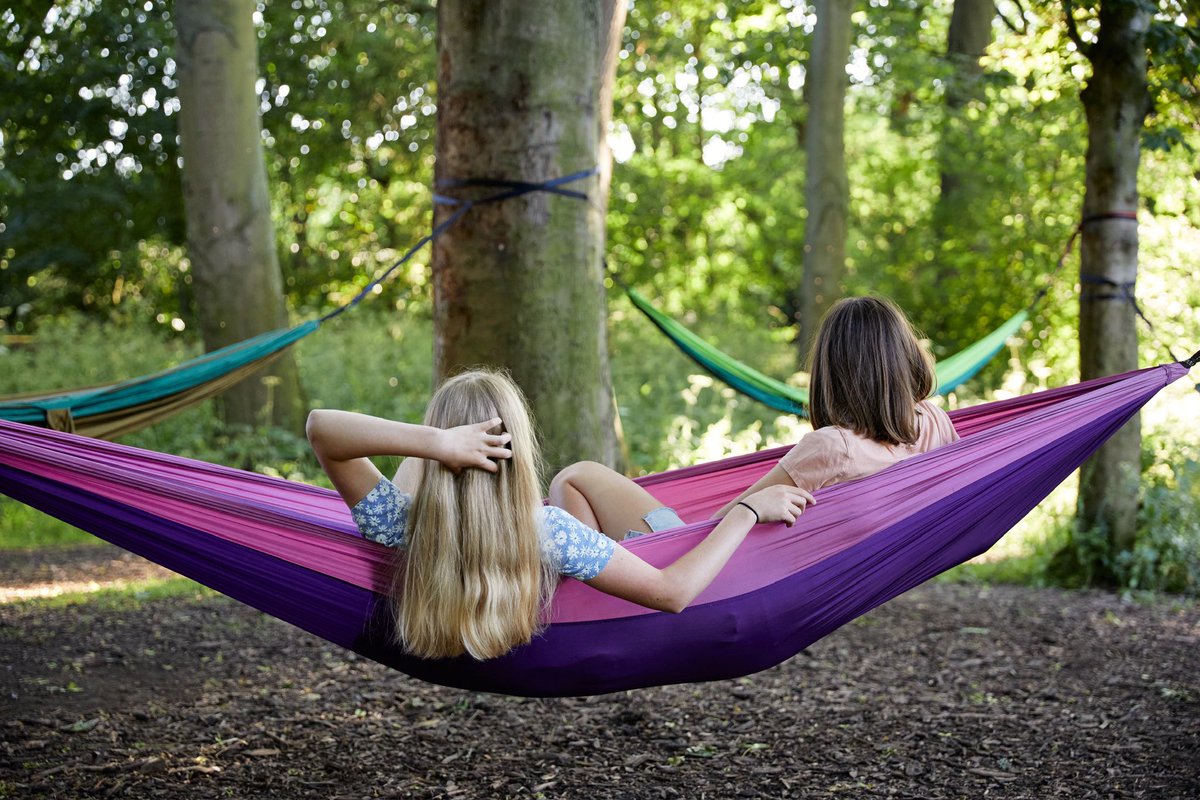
[1076,1,1150,567]
[433,1,619,477]
[176,0,303,431]
[799,0,853,358]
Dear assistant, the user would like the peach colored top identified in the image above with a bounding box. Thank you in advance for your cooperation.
[779,400,959,494]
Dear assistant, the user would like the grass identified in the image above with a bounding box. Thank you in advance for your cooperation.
[0,504,100,549]
[8,576,212,610]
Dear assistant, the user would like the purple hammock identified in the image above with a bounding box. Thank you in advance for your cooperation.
[0,363,1187,697]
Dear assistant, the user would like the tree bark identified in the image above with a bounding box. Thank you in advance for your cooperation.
[1076,0,1151,567]
[934,0,994,245]
[432,1,618,478]
[175,0,304,431]
[799,0,853,359]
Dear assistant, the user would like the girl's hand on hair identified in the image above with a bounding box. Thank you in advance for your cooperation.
[740,484,816,527]
[437,418,513,473]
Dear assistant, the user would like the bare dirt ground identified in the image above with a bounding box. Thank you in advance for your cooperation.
[1,544,1198,799]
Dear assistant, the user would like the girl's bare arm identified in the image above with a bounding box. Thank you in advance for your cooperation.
[306,410,511,506]
[586,484,813,613]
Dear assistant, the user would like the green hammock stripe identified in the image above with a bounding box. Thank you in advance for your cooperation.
[626,288,809,414]
[626,288,1026,414]
[931,309,1029,394]
[0,321,320,424]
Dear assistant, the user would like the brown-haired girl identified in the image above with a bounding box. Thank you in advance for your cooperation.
[556,295,958,528]
[719,295,958,513]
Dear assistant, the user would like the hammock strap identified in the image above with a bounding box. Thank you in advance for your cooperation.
[1079,273,1148,316]
[1079,271,1179,362]
[1032,210,1139,306]
[1032,209,1182,365]
[321,167,597,322]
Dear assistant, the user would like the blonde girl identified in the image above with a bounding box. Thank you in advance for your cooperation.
[308,369,808,661]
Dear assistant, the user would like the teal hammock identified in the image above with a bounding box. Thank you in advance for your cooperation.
[0,323,319,438]
[624,287,1029,415]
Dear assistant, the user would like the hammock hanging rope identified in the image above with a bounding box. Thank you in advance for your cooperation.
[623,286,1029,415]
[0,170,597,438]
[0,361,1188,697]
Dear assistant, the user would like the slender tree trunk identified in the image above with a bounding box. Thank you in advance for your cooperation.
[939,0,993,205]
[799,0,853,359]
[934,0,993,255]
[929,0,995,347]
[1076,1,1150,570]
[433,1,618,478]
[176,0,304,431]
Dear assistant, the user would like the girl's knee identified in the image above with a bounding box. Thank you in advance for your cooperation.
[550,460,603,491]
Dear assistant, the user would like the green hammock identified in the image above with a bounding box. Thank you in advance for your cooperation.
[624,287,1028,415]
[0,322,319,439]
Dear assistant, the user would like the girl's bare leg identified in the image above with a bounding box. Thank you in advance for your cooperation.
[548,461,666,542]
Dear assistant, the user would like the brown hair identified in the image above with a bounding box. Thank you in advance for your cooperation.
[806,296,935,445]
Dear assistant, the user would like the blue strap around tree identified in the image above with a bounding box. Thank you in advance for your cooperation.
[321,167,597,322]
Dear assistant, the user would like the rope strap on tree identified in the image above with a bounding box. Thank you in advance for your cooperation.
[320,168,597,322]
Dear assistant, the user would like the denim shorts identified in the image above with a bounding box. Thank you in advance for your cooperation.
[623,506,685,540]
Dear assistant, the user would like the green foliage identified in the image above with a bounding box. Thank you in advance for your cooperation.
[942,523,1071,587]
[984,423,1200,596]
[298,308,434,423]
[0,313,196,395]
[1142,1,1199,158]
[256,1,438,314]
[0,0,183,327]
[1119,430,1200,594]
[0,1,439,332]
[608,295,807,473]
[6,0,1196,371]
[0,503,97,550]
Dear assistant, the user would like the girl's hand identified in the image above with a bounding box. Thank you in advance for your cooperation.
[740,484,816,527]
[437,418,513,473]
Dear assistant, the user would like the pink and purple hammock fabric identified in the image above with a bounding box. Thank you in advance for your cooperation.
[0,363,1188,697]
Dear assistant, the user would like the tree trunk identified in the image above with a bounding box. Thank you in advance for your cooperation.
[934,0,993,255]
[433,1,618,478]
[1077,1,1150,570]
[176,0,304,431]
[936,0,993,212]
[799,0,853,359]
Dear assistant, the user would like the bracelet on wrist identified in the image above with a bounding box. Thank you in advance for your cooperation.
[736,501,760,524]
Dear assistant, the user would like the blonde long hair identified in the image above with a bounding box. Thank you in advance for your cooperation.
[394,369,552,660]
